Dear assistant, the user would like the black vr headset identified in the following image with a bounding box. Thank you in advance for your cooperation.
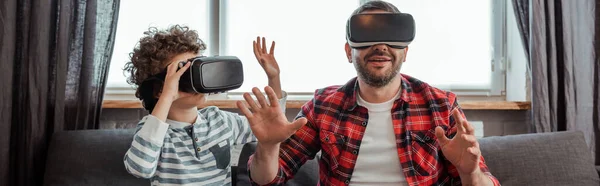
[346,13,416,49]
[139,56,244,111]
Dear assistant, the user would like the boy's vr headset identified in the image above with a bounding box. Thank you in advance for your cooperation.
[139,56,244,111]
[346,13,416,49]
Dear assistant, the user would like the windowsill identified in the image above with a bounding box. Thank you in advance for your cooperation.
[103,87,530,110]
[102,99,531,110]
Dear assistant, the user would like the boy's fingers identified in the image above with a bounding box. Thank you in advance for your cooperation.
[166,61,178,74]
[252,87,268,108]
[236,101,254,119]
[288,118,307,133]
[270,41,275,55]
[261,37,267,54]
[264,86,279,108]
[175,62,191,76]
[253,40,260,59]
[243,92,260,110]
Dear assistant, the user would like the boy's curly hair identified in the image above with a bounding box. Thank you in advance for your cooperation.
[123,25,207,104]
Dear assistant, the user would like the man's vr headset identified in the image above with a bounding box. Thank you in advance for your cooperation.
[139,56,244,111]
[346,13,416,49]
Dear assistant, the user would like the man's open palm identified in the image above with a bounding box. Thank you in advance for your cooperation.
[236,86,307,146]
[435,109,482,175]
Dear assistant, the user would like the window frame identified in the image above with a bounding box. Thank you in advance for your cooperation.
[104,0,510,101]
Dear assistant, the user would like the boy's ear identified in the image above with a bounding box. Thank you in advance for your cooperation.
[152,83,163,99]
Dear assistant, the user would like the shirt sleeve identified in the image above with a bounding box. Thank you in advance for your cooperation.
[123,115,169,179]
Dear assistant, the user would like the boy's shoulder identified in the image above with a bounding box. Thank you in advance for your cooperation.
[198,105,221,114]
[197,106,237,120]
[197,106,225,120]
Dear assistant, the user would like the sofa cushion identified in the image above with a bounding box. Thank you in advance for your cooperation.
[236,142,319,185]
[43,129,147,186]
[479,131,600,185]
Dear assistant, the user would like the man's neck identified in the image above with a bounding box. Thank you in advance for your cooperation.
[167,106,198,124]
[357,76,402,103]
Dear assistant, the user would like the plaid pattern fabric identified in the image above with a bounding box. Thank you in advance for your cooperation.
[249,74,500,186]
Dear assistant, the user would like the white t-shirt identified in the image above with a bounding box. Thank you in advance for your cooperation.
[350,91,407,186]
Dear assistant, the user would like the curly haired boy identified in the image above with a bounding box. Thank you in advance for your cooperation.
[122,24,285,185]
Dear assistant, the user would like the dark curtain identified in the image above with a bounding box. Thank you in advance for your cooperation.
[512,0,530,64]
[512,0,599,164]
[0,0,120,185]
[595,0,600,166]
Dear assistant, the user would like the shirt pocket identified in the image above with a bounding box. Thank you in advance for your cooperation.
[208,140,231,169]
[409,130,441,176]
[319,130,346,170]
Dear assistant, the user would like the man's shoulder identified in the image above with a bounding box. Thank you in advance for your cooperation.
[310,80,355,106]
[313,85,344,99]
[402,74,458,103]
[313,77,357,99]
[298,82,353,114]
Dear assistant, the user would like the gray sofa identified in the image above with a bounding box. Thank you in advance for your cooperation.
[43,129,600,186]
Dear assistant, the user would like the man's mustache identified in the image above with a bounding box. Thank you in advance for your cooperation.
[364,50,395,62]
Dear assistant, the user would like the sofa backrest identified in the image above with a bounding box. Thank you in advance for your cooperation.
[43,128,600,186]
[43,129,318,186]
[43,129,147,186]
[236,142,319,186]
[479,130,600,185]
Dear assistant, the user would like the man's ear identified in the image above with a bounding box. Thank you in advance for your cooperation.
[345,43,352,63]
[402,46,409,62]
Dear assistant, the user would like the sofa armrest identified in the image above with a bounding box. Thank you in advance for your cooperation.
[478,131,600,185]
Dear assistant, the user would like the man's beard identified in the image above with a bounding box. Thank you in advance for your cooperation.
[353,50,401,88]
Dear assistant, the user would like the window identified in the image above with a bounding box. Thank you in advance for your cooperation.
[106,0,209,89]
[221,0,360,94]
[106,0,506,99]
[383,0,503,93]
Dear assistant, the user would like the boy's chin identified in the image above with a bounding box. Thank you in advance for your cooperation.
[174,93,207,107]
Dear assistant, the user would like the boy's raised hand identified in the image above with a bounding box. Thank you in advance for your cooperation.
[151,60,191,122]
[160,61,191,101]
[253,36,280,80]
[236,86,307,147]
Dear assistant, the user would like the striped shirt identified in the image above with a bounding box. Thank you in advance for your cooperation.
[124,94,287,186]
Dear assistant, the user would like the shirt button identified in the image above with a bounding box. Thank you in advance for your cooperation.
[325,137,329,142]
[361,122,367,126]
[196,147,201,151]
[345,179,350,184]
[352,150,358,155]
[195,138,199,141]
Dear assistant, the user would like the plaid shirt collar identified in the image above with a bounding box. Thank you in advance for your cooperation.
[340,75,414,111]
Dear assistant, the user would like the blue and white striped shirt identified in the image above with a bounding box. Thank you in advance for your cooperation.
[124,94,286,185]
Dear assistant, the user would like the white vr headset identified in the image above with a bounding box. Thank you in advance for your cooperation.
[346,13,416,49]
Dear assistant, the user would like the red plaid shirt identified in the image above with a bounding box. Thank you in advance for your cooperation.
[249,74,500,186]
